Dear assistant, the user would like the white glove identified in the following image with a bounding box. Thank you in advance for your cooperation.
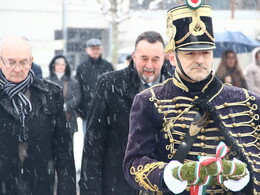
[163,160,187,194]
[63,103,67,111]
[223,158,250,192]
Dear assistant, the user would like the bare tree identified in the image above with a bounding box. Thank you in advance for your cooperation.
[96,0,162,65]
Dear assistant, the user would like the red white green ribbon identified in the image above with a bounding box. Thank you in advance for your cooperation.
[186,0,202,9]
[190,142,229,195]
[190,185,207,195]
[200,141,229,166]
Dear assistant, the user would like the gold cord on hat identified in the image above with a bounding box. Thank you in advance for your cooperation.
[164,5,215,53]
[165,13,176,53]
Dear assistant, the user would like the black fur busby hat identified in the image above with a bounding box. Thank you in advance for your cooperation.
[165,0,216,53]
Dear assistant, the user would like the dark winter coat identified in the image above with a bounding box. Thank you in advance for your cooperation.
[47,55,81,136]
[0,78,76,195]
[123,73,259,195]
[31,62,43,79]
[79,61,173,195]
[76,54,114,119]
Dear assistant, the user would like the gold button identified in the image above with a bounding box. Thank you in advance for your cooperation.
[180,117,185,121]
[194,96,198,99]
[228,114,232,118]
[254,132,259,137]
[201,143,205,147]
[201,152,206,156]
[257,142,260,147]
[182,124,186,129]
[178,110,182,114]
[253,160,257,164]
[246,102,251,107]
[251,123,256,127]
[233,123,237,127]
[157,100,161,104]
[216,137,220,141]
[249,111,254,116]
[224,102,228,107]
[164,112,168,117]
[248,152,252,156]
[200,135,205,141]
[170,138,174,143]
[159,105,163,109]
[237,133,241,137]
[242,143,246,147]
[201,129,205,134]
[175,104,180,109]
[172,99,176,103]
[180,136,184,140]
[170,123,174,128]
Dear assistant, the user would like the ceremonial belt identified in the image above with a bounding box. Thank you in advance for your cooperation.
[172,109,209,163]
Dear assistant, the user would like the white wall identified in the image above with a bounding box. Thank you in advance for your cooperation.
[0,0,260,76]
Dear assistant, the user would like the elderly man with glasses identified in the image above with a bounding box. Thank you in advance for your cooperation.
[0,36,76,195]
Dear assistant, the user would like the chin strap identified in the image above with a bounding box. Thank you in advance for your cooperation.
[175,51,196,83]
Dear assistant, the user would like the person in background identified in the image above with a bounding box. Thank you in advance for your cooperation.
[123,3,259,195]
[126,54,132,65]
[79,31,173,195]
[76,38,114,135]
[0,36,76,195]
[31,62,43,79]
[47,55,81,139]
[215,49,248,89]
[245,47,260,94]
[116,54,132,70]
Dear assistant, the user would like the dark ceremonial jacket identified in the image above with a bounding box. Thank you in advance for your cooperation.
[123,72,260,195]
[0,78,76,195]
[76,55,114,120]
[79,61,173,195]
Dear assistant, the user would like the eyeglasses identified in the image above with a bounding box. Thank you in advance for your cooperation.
[0,56,31,67]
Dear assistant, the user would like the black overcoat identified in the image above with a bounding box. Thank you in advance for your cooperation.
[76,55,114,119]
[0,78,76,195]
[79,62,173,195]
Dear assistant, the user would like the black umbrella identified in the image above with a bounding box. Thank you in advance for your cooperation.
[213,31,260,58]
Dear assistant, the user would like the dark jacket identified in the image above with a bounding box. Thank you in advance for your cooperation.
[79,61,173,195]
[76,54,114,119]
[47,55,81,135]
[0,78,76,195]
[123,73,259,195]
[31,62,43,79]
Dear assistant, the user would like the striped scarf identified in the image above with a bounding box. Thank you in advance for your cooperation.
[0,70,35,142]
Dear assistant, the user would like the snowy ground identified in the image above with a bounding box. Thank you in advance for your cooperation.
[73,118,85,193]
[74,117,84,172]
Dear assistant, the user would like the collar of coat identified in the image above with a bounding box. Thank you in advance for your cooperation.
[0,78,55,119]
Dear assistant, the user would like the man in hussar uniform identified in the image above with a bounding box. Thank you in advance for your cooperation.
[123,1,259,195]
